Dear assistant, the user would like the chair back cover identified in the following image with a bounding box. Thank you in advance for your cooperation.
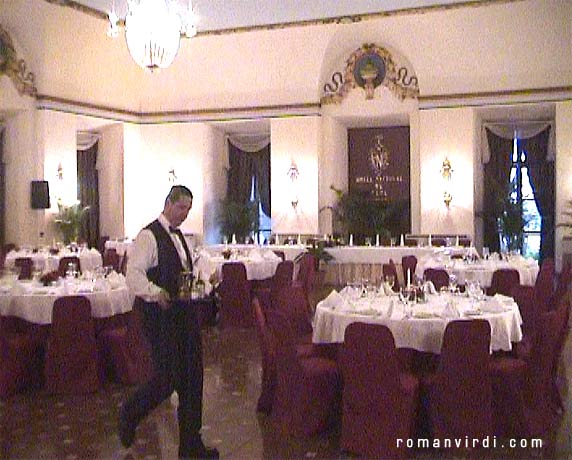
[219,262,252,328]
[423,268,449,291]
[382,260,400,292]
[271,260,294,298]
[103,248,121,273]
[45,295,100,394]
[489,268,520,296]
[401,255,418,285]
[272,285,313,337]
[14,257,33,280]
[57,256,81,277]
[429,319,493,439]
[252,297,276,413]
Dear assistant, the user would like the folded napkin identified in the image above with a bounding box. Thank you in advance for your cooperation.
[262,250,280,260]
[381,282,393,296]
[441,300,460,319]
[107,272,125,289]
[493,293,514,303]
[339,286,358,299]
[320,290,344,310]
[425,281,437,294]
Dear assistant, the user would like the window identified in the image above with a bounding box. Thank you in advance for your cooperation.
[250,176,271,244]
[507,137,541,259]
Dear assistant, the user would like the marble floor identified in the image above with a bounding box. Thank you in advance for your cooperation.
[1,287,571,460]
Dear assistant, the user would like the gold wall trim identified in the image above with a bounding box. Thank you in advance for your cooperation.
[0,25,37,97]
[42,0,523,36]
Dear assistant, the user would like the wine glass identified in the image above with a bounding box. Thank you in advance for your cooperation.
[384,274,395,292]
[399,287,413,319]
[448,273,458,293]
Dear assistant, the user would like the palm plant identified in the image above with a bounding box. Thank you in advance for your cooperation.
[53,201,90,244]
[217,198,259,242]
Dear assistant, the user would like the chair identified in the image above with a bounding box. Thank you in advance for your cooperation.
[340,323,418,459]
[267,307,341,437]
[44,296,101,394]
[102,248,121,273]
[535,258,555,313]
[252,260,294,312]
[0,316,44,399]
[294,253,317,304]
[431,238,447,247]
[98,306,154,385]
[272,250,286,261]
[119,252,129,275]
[57,256,81,278]
[423,268,449,291]
[458,237,472,247]
[219,262,252,328]
[401,255,417,285]
[252,297,277,414]
[424,320,493,441]
[488,268,520,296]
[14,257,33,280]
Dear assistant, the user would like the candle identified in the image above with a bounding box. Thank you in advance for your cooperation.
[407,268,411,287]
[400,234,405,246]
[275,234,280,245]
[428,234,432,247]
[376,234,380,246]
[297,234,302,245]
[349,234,353,246]
[231,233,237,244]
[455,235,460,246]
[324,233,328,241]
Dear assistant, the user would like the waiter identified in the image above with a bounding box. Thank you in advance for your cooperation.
[119,185,219,459]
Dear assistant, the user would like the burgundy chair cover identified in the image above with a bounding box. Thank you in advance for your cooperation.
[488,268,520,296]
[44,296,101,394]
[431,238,447,247]
[458,238,471,247]
[423,268,449,291]
[401,255,418,285]
[553,262,572,306]
[119,253,129,275]
[340,322,419,459]
[219,262,252,328]
[272,250,286,261]
[490,306,564,438]
[252,297,277,414]
[510,284,537,360]
[425,320,493,440]
[267,307,341,437]
[535,258,555,313]
[14,257,33,280]
[382,260,400,292]
[252,260,294,312]
[57,256,81,277]
[0,317,44,399]
[294,253,317,303]
[102,248,121,273]
[98,307,153,385]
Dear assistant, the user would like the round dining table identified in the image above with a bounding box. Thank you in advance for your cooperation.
[312,288,523,353]
[0,276,132,325]
[5,248,103,274]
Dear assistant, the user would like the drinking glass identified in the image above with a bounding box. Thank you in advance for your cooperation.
[482,247,490,259]
[448,273,458,293]
[384,274,395,291]
[399,287,413,319]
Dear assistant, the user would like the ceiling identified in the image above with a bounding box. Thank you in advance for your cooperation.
[72,0,474,33]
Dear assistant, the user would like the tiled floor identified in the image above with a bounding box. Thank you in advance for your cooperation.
[1,287,571,460]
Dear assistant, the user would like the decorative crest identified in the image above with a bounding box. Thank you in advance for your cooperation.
[0,25,37,97]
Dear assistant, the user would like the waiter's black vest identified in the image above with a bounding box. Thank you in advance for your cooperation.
[146,220,192,300]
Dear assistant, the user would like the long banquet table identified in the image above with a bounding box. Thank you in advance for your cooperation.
[313,289,522,353]
[6,248,103,273]
[204,244,306,261]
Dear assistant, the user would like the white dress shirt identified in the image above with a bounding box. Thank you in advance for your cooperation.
[126,214,190,302]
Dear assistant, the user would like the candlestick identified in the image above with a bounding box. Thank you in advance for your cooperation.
[349,234,353,246]
[407,268,411,287]
[231,233,237,244]
[400,234,405,246]
[376,234,380,247]
[428,233,432,247]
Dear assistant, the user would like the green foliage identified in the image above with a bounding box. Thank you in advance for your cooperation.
[330,186,393,241]
[217,198,259,242]
[295,241,335,268]
[53,202,90,244]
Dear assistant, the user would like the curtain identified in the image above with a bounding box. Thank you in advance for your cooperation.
[483,128,513,252]
[77,142,99,249]
[227,136,271,215]
[521,127,554,261]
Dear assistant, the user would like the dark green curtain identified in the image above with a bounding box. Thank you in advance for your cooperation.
[483,128,512,252]
[0,128,4,250]
[521,127,554,262]
[77,142,99,248]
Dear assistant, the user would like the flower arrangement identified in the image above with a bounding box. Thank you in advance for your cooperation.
[53,201,90,244]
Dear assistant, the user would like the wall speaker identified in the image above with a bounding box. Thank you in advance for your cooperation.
[31,180,50,209]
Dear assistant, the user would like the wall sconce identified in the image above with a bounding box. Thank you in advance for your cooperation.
[287,161,300,210]
[441,158,453,208]
[57,162,63,181]
[168,168,177,183]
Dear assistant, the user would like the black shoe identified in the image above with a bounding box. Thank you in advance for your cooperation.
[118,406,136,448]
[179,445,220,459]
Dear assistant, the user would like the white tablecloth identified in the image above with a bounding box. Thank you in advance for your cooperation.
[195,251,281,281]
[312,290,522,353]
[0,277,132,325]
[104,239,133,256]
[415,257,539,288]
[204,244,306,261]
[6,249,103,273]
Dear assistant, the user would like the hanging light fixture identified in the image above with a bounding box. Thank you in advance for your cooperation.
[108,0,197,71]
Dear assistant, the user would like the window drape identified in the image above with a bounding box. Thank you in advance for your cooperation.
[226,138,271,216]
[77,142,99,249]
[521,127,554,261]
[0,127,4,249]
[483,128,513,252]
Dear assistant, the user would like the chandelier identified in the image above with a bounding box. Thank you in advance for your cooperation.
[108,0,197,71]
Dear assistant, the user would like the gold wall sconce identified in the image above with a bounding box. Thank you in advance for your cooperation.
[441,158,453,208]
[57,162,63,180]
[287,161,300,210]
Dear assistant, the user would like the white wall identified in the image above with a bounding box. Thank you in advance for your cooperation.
[555,102,572,270]
[271,116,321,235]
[419,107,476,236]
[123,122,209,239]
[98,123,124,240]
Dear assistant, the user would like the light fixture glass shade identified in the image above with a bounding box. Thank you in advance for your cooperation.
[125,0,182,70]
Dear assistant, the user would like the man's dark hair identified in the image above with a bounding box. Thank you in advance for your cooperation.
[165,185,193,206]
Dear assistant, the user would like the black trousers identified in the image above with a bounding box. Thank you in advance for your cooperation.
[121,298,203,448]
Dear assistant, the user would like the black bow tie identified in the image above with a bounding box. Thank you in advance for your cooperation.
[169,226,180,234]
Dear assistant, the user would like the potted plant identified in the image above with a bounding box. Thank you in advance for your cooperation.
[53,201,90,245]
[217,198,259,243]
